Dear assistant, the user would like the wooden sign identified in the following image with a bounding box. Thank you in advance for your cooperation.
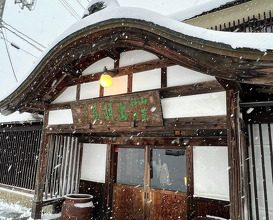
[71,91,163,129]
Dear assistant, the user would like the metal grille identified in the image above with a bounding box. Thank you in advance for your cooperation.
[248,123,273,220]
[211,11,273,33]
[44,135,81,199]
[0,126,42,190]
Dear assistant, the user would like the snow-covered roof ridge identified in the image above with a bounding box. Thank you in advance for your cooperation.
[1,5,273,109]
[168,0,234,21]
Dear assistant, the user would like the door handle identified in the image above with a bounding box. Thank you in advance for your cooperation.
[144,192,149,199]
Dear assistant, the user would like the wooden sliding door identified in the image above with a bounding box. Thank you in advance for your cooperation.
[112,146,188,220]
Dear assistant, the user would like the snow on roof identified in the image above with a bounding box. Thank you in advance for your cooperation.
[1,3,273,121]
[168,0,235,21]
[0,111,43,124]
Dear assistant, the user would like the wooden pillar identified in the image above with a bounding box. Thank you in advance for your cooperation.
[31,110,50,219]
[226,89,242,220]
[105,144,114,220]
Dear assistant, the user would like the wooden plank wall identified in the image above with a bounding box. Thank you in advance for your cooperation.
[193,197,230,219]
[79,180,105,219]
[44,135,81,200]
[0,125,42,190]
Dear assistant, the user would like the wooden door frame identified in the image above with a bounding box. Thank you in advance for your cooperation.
[106,144,191,219]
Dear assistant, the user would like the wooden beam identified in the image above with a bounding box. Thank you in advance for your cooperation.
[45,115,227,134]
[160,80,224,98]
[48,81,224,111]
[105,144,114,220]
[78,136,227,146]
[161,67,167,88]
[226,89,242,220]
[31,110,50,219]
[76,59,175,84]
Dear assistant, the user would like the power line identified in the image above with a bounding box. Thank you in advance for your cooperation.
[1,19,46,49]
[63,0,81,19]
[59,0,81,20]
[77,0,85,10]
[76,0,85,10]
[3,26,43,52]
[1,37,38,58]
[1,30,18,82]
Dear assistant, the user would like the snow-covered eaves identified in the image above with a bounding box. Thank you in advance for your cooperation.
[0,112,43,125]
[1,5,273,115]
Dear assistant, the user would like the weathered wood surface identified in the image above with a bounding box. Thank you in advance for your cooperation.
[46,115,227,135]
[226,89,242,220]
[77,137,227,148]
[77,59,174,84]
[149,189,187,220]
[71,91,163,129]
[79,180,105,219]
[2,20,273,115]
[193,197,230,219]
[112,183,144,220]
[49,80,224,111]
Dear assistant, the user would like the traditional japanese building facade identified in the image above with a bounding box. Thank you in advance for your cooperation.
[0,1,273,219]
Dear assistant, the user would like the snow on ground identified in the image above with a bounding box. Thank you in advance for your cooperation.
[0,199,61,220]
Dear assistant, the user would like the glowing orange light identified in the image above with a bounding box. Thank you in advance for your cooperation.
[100,74,113,88]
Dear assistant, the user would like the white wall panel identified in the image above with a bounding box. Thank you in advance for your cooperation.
[80,81,100,100]
[82,57,114,76]
[119,50,158,67]
[80,144,107,183]
[161,92,226,118]
[132,69,161,92]
[104,75,128,96]
[193,146,229,201]
[167,65,215,87]
[52,86,77,104]
[48,109,73,125]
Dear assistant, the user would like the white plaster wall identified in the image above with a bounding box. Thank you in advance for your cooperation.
[132,69,161,92]
[80,144,107,183]
[167,65,215,87]
[80,81,100,100]
[82,57,114,76]
[48,109,73,125]
[52,86,77,104]
[249,124,273,220]
[104,75,128,96]
[119,50,158,67]
[193,146,229,201]
[161,91,226,118]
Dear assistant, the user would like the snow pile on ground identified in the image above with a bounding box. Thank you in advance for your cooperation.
[0,200,61,220]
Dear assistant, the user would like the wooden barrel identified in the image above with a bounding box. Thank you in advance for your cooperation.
[61,194,94,220]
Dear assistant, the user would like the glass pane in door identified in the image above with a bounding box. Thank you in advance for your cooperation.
[115,148,145,186]
[150,148,187,192]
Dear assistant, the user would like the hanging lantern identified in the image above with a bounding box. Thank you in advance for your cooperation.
[99,66,117,88]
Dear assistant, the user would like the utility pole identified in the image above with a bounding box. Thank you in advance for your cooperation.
[0,0,6,20]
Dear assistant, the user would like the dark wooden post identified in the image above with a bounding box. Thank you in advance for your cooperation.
[226,89,242,220]
[105,144,114,220]
[31,110,50,219]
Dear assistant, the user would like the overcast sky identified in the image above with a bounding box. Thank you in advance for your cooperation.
[0,0,213,100]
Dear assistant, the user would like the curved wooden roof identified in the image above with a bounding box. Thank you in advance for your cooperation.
[1,18,273,115]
